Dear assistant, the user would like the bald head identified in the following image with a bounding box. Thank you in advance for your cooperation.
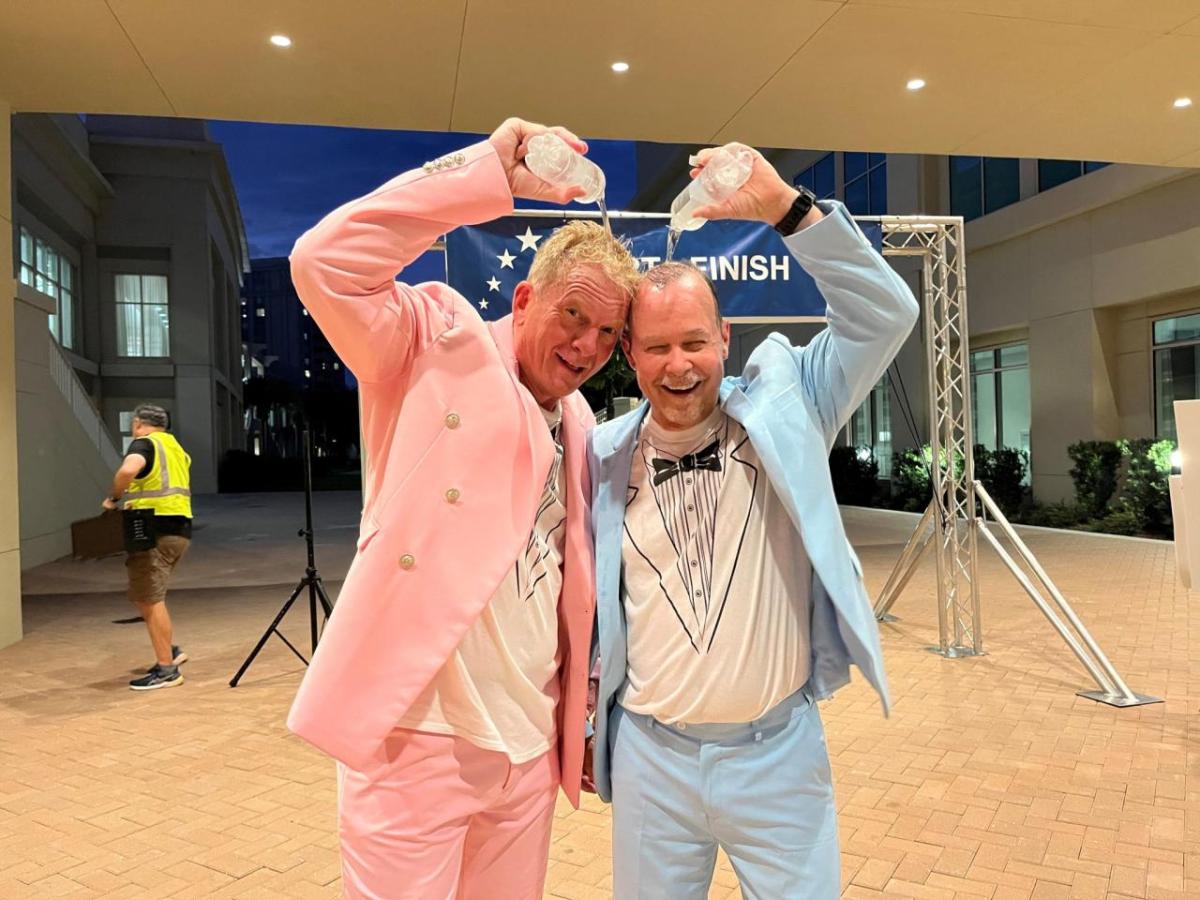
[631,262,721,335]
[622,262,731,432]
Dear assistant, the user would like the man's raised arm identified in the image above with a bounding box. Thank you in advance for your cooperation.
[289,142,513,383]
[289,118,591,383]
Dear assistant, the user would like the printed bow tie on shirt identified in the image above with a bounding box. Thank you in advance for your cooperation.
[651,439,723,486]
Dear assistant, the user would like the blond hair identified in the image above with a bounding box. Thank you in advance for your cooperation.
[527,220,640,302]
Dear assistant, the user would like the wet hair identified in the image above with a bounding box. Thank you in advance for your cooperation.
[527,220,641,303]
[633,261,722,329]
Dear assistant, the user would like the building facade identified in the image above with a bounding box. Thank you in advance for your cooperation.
[240,256,352,460]
[648,147,1199,505]
[10,113,248,567]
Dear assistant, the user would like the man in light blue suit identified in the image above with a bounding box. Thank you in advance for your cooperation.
[584,144,919,899]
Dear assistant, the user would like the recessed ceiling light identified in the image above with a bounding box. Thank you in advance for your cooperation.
[1174,96,1193,109]
[270,34,292,48]
[611,61,630,73]
[906,78,926,91]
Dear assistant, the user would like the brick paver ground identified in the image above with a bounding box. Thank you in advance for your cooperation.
[2,500,1196,898]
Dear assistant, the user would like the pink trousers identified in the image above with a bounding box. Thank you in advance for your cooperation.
[337,728,559,899]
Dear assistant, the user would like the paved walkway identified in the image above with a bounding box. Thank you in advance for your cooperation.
[2,495,1195,899]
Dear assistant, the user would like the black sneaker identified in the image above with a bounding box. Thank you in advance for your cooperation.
[144,645,188,673]
[130,664,184,691]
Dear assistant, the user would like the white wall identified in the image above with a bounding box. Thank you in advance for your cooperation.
[1,100,23,648]
[963,166,1200,500]
[14,287,116,566]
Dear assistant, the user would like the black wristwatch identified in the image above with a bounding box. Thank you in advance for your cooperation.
[773,186,816,236]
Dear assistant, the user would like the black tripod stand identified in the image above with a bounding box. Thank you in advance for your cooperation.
[230,429,335,687]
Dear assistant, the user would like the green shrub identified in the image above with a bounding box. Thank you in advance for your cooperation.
[828,446,880,506]
[890,446,932,511]
[973,445,1029,517]
[890,444,970,511]
[1078,509,1142,536]
[1067,440,1123,518]
[1117,438,1174,535]
[1017,501,1088,529]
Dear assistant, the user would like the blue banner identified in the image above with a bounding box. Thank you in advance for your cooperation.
[445,213,883,322]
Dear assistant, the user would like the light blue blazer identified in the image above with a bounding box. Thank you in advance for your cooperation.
[587,202,920,801]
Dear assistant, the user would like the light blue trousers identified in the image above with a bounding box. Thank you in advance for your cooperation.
[610,687,840,900]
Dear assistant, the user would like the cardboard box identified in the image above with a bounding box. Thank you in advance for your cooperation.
[71,510,125,559]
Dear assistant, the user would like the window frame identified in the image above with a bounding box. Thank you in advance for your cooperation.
[1151,311,1200,440]
[17,223,81,351]
[847,376,893,478]
[843,152,887,216]
[113,271,172,359]
[969,341,1031,480]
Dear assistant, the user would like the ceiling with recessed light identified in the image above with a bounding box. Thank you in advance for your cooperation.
[0,0,1198,165]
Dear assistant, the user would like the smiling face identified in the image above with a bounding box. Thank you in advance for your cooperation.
[512,265,629,407]
[624,269,730,431]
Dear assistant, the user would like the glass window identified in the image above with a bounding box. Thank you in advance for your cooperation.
[844,152,868,182]
[1037,159,1110,192]
[970,348,993,372]
[845,176,869,216]
[1153,313,1200,439]
[116,273,170,357]
[972,372,998,451]
[794,153,835,200]
[951,157,1018,222]
[971,343,1031,481]
[1154,313,1200,345]
[1038,159,1083,192]
[845,152,887,216]
[19,227,79,350]
[868,163,887,215]
[982,158,1019,213]
[813,154,834,199]
[999,343,1028,367]
[847,377,893,478]
[1000,368,1031,455]
[950,156,983,221]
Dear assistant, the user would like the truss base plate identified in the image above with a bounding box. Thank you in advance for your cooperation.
[1076,690,1162,708]
[926,645,985,659]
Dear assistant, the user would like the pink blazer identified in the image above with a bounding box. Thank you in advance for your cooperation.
[285,141,595,807]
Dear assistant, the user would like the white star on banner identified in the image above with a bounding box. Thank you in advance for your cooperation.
[487,276,501,292]
[497,249,516,269]
[478,298,489,310]
[518,227,543,253]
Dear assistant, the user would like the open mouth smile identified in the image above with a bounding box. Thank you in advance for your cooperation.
[556,353,586,376]
[662,383,701,396]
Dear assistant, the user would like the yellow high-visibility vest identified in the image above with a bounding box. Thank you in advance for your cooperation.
[124,431,192,518]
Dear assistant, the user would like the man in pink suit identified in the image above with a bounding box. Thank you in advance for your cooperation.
[285,117,640,899]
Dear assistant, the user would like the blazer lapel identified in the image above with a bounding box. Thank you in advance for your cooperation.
[594,406,648,662]
[488,314,556,494]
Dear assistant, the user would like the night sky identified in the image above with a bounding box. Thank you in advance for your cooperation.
[208,120,640,281]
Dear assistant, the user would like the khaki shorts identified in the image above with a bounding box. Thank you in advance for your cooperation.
[126,535,191,604]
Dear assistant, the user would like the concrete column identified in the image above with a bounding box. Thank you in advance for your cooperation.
[1029,308,1119,502]
[1,100,24,648]
[1018,158,1039,201]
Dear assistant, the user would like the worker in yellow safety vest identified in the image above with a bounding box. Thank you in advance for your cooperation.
[102,403,193,691]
